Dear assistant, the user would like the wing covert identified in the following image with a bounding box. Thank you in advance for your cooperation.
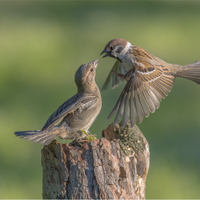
[42,95,97,131]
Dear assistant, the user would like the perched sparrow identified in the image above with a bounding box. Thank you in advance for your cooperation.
[101,38,200,127]
[15,59,102,145]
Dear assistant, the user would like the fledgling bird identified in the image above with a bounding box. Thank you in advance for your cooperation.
[15,59,102,145]
[101,38,200,127]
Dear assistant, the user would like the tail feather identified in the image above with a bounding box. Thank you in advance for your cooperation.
[43,135,59,145]
[176,61,200,84]
[29,134,51,143]
[15,130,41,138]
[31,134,58,145]
[15,130,59,145]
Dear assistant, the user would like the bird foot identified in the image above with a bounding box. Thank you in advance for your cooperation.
[111,71,129,81]
[81,130,97,142]
[111,71,125,78]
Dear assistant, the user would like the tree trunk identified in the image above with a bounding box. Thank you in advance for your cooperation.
[41,123,150,199]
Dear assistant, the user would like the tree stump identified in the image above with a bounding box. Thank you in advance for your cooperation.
[41,123,150,199]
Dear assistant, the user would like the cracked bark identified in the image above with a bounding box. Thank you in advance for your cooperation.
[41,123,150,199]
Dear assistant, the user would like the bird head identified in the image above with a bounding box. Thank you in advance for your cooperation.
[100,38,130,63]
[75,59,99,93]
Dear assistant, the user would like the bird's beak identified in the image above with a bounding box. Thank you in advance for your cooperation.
[100,49,109,58]
[91,59,98,68]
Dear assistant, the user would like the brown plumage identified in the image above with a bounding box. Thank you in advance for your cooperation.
[15,59,102,145]
[101,38,200,127]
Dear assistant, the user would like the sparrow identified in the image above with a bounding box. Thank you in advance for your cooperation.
[101,38,200,127]
[15,59,102,145]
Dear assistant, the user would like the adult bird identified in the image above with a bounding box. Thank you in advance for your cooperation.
[15,59,102,145]
[101,38,200,127]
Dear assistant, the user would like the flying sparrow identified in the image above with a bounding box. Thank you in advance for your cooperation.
[15,59,102,145]
[101,38,200,127]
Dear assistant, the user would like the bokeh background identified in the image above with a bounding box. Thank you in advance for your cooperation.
[0,1,200,199]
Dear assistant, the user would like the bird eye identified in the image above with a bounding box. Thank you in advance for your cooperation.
[110,46,113,50]
[90,68,94,72]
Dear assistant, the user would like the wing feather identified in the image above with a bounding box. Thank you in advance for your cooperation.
[102,60,128,90]
[140,83,156,113]
[42,95,97,131]
[107,87,126,120]
[107,58,175,127]
[114,91,126,124]
[129,87,137,127]
[134,90,144,123]
[137,87,150,117]
[143,83,160,110]
[121,87,130,127]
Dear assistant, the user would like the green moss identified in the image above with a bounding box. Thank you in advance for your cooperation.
[114,122,145,156]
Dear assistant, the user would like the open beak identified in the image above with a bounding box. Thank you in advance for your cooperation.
[100,49,109,58]
[91,59,98,68]
[100,49,122,62]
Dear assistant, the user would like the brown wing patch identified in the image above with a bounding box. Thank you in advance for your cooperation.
[131,46,156,61]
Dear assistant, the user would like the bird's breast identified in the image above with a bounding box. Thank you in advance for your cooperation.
[118,52,135,70]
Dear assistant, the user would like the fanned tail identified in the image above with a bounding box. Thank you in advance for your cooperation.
[15,130,59,145]
[176,61,200,84]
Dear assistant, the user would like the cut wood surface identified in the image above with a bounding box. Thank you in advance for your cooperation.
[41,123,150,199]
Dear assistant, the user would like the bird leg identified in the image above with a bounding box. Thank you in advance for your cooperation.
[111,70,125,78]
[111,71,129,81]
[81,130,97,142]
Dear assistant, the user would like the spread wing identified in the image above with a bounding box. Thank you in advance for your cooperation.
[107,58,175,127]
[102,60,128,90]
[42,95,97,131]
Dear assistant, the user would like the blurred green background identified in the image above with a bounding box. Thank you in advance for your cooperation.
[0,1,200,199]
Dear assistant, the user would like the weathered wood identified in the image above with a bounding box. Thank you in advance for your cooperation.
[41,123,150,199]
